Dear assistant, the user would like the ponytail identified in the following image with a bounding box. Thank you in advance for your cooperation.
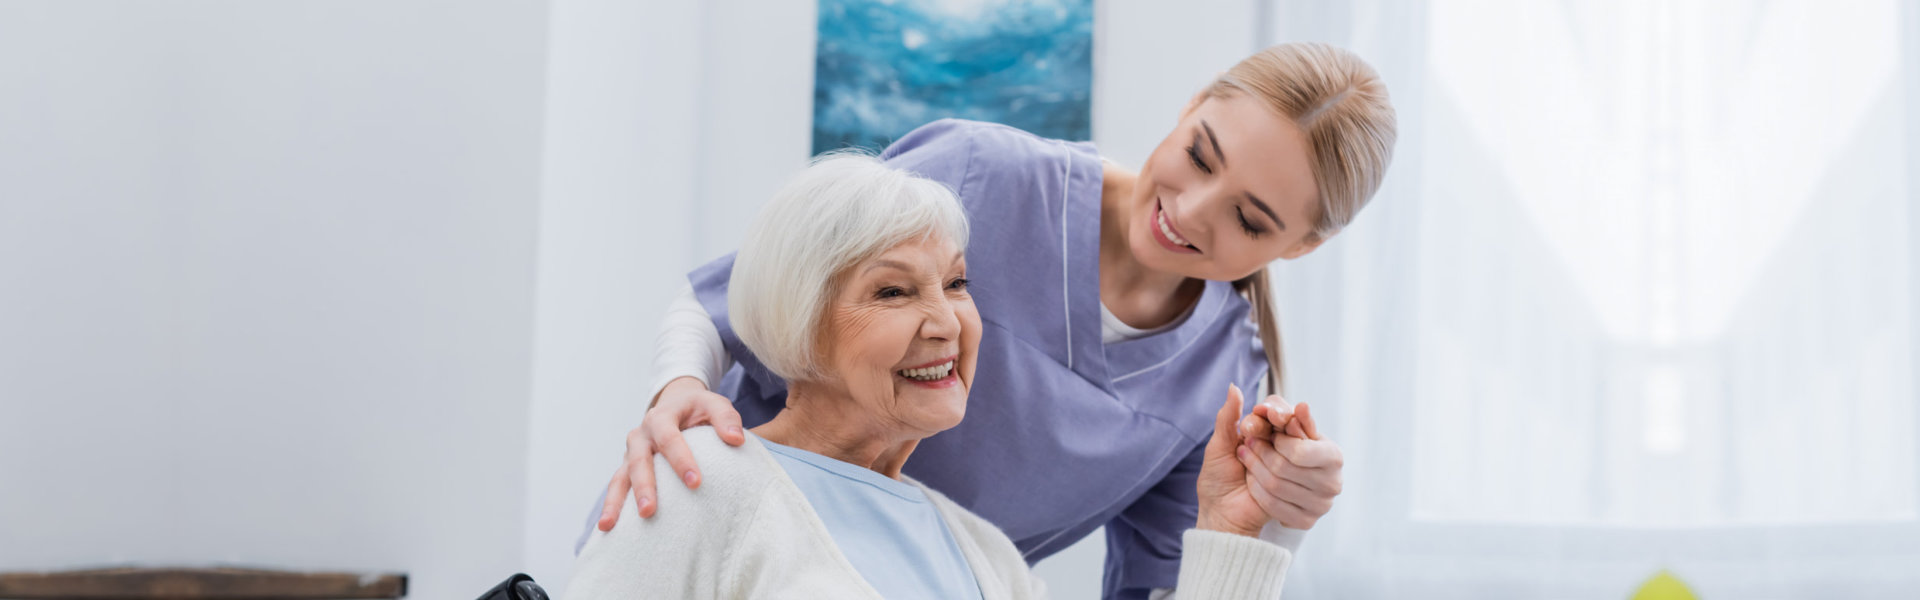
[1233,267,1284,396]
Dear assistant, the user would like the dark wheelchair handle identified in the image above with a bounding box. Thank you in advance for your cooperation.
[477,572,548,600]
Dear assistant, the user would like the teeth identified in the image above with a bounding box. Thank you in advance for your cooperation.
[1158,209,1191,247]
[898,360,955,381]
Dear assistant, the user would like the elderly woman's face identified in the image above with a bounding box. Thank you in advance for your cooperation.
[817,235,981,437]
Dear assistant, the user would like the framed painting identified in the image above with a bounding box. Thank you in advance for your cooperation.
[812,0,1094,154]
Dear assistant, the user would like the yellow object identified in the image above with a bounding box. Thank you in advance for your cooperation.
[1630,569,1698,600]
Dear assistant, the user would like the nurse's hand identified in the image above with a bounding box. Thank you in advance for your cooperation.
[1194,384,1274,538]
[1238,399,1343,529]
[596,376,746,531]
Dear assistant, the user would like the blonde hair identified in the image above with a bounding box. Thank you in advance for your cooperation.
[1207,42,1397,394]
[729,152,969,382]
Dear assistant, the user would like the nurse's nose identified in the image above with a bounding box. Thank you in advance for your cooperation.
[1173,190,1227,235]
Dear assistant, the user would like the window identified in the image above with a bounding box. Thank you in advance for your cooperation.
[1411,0,1915,527]
[1268,0,1920,595]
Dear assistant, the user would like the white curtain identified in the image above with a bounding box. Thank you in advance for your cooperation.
[1268,1,1920,597]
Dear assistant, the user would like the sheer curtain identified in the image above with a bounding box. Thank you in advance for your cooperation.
[1268,1,1920,597]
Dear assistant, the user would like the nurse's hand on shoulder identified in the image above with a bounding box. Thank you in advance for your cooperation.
[1237,397,1343,530]
[596,376,747,531]
[1194,384,1277,538]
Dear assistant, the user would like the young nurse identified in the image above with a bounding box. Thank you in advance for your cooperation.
[596,42,1396,599]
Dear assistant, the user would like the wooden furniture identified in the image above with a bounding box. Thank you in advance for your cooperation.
[0,567,406,599]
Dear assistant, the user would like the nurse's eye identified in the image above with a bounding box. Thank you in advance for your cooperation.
[876,286,908,299]
[1236,206,1266,238]
[946,277,970,291]
[1186,138,1213,175]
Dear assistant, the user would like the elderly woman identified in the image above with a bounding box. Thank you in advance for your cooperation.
[565,154,1292,599]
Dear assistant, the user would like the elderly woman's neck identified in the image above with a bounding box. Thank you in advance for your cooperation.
[751,387,921,479]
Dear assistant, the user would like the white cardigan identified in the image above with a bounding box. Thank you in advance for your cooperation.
[566,427,1291,599]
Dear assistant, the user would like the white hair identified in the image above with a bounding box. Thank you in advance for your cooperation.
[728,152,969,381]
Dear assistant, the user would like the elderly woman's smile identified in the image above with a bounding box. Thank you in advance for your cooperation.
[896,357,956,385]
[817,236,980,436]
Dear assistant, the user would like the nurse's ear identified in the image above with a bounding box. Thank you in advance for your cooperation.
[1279,232,1327,260]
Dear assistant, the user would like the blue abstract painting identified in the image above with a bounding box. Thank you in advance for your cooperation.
[812,0,1094,154]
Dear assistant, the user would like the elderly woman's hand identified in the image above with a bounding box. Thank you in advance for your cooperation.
[1236,398,1343,529]
[1194,384,1277,537]
[597,376,747,530]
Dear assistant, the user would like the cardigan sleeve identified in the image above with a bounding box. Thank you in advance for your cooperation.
[1166,529,1293,600]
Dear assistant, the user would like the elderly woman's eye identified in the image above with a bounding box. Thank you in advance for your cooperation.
[876,286,907,299]
[947,277,970,291]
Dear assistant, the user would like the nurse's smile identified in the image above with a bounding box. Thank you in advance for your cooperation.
[1122,93,1333,284]
[1149,198,1202,255]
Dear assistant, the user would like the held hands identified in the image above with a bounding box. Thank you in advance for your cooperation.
[596,376,747,531]
[1194,384,1278,537]
[1196,384,1345,538]
[1235,388,1344,530]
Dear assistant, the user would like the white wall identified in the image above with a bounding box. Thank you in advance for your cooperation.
[0,2,548,598]
[519,0,710,593]
[518,0,825,594]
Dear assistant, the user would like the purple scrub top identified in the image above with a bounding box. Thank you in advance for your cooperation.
[690,119,1268,600]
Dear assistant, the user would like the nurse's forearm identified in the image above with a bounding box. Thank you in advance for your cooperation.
[648,283,735,407]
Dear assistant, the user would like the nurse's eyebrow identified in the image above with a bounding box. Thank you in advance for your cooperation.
[1246,193,1284,231]
[1200,120,1227,168]
[1201,119,1284,230]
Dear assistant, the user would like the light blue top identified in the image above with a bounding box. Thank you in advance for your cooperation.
[759,436,984,600]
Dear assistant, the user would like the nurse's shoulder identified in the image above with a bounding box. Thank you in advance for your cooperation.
[882,119,1091,204]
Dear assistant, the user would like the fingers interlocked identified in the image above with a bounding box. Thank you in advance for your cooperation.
[1232,395,1344,530]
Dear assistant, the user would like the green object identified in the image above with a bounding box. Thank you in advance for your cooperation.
[1630,569,1698,600]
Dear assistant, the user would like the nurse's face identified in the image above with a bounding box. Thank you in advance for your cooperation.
[817,235,981,439]
[1127,91,1326,281]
